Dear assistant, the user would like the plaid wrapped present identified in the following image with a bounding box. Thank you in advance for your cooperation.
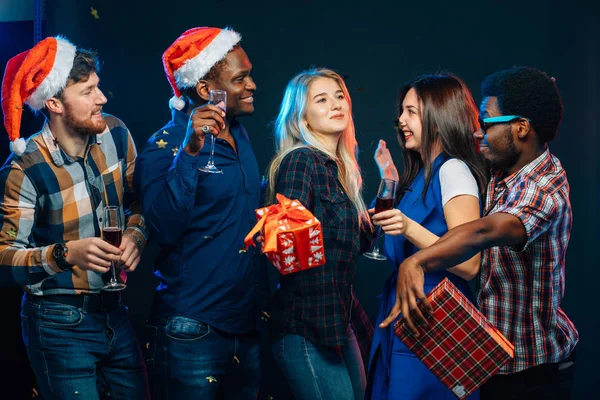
[394,278,514,399]
[244,193,326,275]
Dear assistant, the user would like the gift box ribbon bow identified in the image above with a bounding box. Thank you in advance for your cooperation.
[244,193,321,269]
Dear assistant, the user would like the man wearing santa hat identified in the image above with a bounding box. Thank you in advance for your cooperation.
[135,27,267,399]
[0,36,150,399]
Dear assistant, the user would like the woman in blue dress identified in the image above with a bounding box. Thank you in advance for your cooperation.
[366,73,488,400]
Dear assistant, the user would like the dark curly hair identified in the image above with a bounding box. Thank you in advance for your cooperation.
[481,66,563,143]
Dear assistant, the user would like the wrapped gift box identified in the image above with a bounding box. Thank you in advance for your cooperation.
[244,193,325,275]
[394,278,514,399]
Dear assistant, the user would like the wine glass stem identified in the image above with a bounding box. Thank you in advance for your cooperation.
[110,261,117,284]
[208,136,216,166]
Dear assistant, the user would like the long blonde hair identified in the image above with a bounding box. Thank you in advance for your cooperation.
[267,68,370,228]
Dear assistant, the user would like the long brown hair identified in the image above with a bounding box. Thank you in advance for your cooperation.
[396,73,488,199]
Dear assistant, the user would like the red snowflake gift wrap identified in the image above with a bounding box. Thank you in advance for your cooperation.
[244,194,326,275]
[394,278,514,399]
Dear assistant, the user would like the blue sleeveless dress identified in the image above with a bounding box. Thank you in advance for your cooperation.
[366,154,480,400]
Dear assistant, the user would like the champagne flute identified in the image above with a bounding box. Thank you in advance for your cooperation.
[199,89,227,174]
[102,206,126,291]
[363,178,397,260]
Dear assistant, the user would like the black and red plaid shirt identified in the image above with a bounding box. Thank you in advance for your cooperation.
[269,147,373,360]
[479,149,579,373]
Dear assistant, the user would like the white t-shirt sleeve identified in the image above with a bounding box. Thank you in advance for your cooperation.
[439,159,480,206]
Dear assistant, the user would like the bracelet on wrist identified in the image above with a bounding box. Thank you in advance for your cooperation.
[123,233,143,251]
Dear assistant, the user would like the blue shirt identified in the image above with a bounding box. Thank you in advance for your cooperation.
[134,108,267,334]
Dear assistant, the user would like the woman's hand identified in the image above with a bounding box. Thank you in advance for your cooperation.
[374,139,399,181]
[369,208,412,236]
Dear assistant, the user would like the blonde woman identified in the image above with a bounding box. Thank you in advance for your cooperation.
[267,68,373,400]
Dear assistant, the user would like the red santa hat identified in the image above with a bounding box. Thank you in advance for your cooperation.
[1,36,77,155]
[162,27,241,110]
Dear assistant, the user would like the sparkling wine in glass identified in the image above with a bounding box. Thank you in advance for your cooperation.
[102,206,126,291]
[364,178,397,261]
[199,89,227,174]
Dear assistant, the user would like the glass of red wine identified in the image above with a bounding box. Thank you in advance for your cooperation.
[363,178,397,260]
[102,205,126,291]
[199,89,226,174]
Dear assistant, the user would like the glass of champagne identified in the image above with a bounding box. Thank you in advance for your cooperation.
[102,205,126,291]
[363,178,397,260]
[199,89,227,174]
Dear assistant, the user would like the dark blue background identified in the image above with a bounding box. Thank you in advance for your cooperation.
[1,0,597,398]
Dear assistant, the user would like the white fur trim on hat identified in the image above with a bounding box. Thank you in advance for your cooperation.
[169,96,186,111]
[10,138,27,156]
[174,29,241,89]
[26,37,77,110]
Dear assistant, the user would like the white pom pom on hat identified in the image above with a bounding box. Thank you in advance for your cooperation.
[169,96,186,111]
[9,138,27,156]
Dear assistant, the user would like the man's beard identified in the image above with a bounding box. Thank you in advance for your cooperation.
[64,103,106,136]
[486,129,519,172]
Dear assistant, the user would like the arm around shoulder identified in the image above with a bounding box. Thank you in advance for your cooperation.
[414,212,527,274]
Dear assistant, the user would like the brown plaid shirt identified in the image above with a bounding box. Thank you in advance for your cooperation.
[0,115,147,294]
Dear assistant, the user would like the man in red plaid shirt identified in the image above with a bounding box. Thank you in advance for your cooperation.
[380,66,578,399]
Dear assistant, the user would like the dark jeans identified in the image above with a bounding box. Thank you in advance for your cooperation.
[481,349,577,400]
[146,316,261,400]
[21,294,149,400]
[272,327,366,400]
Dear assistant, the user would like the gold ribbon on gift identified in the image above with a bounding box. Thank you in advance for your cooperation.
[244,193,316,269]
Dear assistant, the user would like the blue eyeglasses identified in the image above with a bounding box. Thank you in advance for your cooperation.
[478,115,530,134]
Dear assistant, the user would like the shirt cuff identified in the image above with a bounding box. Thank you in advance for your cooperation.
[124,214,148,251]
[43,244,66,274]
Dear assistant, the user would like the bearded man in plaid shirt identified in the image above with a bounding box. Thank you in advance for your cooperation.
[0,37,149,399]
[380,66,578,399]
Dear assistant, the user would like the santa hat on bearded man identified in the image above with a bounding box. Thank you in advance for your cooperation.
[163,27,241,111]
[1,36,77,155]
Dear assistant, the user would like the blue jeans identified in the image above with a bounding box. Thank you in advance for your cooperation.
[272,327,366,400]
[146,316,261,400]
[21,297,149,400]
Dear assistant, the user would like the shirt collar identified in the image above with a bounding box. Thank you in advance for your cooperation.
[492,147,551,189]
[309,147,337,166]
[172,107,189,129]
[40,122,100,167]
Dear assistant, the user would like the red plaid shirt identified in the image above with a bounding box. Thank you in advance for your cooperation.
[479,149,578,373]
